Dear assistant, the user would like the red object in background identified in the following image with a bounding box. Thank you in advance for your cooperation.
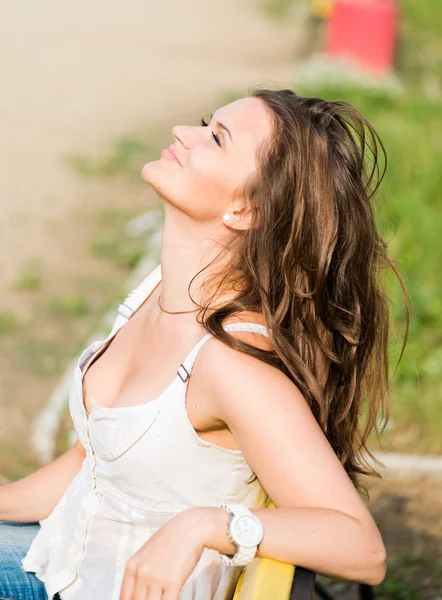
[324,0,399,73]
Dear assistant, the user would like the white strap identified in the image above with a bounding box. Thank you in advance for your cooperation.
[118,264,162,318]
[109,264,161,337]
[177,322,270,383]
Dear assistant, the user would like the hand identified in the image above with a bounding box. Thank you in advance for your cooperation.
[119,508,208,600]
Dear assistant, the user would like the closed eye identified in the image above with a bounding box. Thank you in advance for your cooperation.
[200,117,222,147]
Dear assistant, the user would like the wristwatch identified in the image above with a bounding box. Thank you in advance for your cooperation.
[219,503,264,567]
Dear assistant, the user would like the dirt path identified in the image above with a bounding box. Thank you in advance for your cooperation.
[0,1,306,477]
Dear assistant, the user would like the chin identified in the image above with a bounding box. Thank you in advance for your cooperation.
[141,159,163,184]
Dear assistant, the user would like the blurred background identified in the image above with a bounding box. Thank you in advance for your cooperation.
[0,0,441,597]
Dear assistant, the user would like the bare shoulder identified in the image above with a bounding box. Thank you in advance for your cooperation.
[199,328,298,402]
[221,310,274,352]
[197,312,299,421]
[184,312,276,440]
[197,318,375,527]
[186,311,279,426]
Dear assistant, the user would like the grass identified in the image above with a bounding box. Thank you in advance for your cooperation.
[16,338,73,375]
[13,258,44,291]
[65,135,153,179]
[89,207,148,270]
[0,310,20,335]
[0,442,41,484]
[259,0,297,18]
[45,295,92,319]
[90,233,146,269]
[318,553,441,600]
[375,553,442,600]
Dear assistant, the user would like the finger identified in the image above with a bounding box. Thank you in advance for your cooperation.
[132,578,149,600]
[162,584,181,600]
[119,568,136,600]
[145,584,164,600]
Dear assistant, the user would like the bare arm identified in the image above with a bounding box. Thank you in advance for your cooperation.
[193,337,387,586]
[0,439,86,523]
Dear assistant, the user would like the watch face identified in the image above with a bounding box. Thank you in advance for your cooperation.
[231,514,264,548]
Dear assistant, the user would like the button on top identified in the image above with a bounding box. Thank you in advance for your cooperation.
[81,509,88,518]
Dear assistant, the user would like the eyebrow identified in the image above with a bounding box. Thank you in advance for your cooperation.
[210,112,233,143]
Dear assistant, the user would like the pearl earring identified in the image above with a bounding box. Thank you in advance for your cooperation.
[223,214,231,222]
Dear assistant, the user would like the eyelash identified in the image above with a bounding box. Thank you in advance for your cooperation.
[200,117,222,147]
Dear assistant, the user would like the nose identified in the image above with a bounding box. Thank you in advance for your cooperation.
[172,124,205,149]
[172,125,188,148]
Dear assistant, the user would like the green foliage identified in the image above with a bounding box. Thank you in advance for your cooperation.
[376,577,419,600]
[97,206,140,225]
[65,136,153,179]
[0,442,41,483]
[397,0,442,85]
[90,232,145,270]
[17,338,72,375]
[13,258,44,291]
[259,0,296,18]
[46,295,91,319]
[89,207,147,269]
[375,552,442,600]
[0,311,20,335]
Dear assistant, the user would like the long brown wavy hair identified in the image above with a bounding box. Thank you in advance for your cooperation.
[190,87,409,500]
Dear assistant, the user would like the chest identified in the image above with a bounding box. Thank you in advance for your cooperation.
[80,317,225,439]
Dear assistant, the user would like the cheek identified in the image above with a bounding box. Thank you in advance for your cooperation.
[185,151,242,204]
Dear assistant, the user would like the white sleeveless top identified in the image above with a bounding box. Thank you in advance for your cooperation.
[21,264,270,600]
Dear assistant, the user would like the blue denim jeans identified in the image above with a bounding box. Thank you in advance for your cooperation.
[0,521,61,600]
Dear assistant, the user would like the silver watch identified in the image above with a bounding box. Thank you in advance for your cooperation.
[219,503,264,567]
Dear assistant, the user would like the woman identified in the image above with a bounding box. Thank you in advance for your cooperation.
[0,87,407,600]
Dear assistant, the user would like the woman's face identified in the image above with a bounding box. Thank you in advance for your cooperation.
[141,96,272,225]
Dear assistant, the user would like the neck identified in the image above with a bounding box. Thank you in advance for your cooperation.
[157,207,235,315]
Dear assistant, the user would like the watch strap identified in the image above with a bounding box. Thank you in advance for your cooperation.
[219,504,261,567]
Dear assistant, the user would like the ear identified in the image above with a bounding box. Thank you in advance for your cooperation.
[225,199,254,232]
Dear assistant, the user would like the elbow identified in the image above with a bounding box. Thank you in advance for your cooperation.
[370,548,387,587]
[344,526,387,586]
[354,520,387,586]
[361,545,387,587]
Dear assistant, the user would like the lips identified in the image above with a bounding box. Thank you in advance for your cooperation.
[164,145,182,165]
